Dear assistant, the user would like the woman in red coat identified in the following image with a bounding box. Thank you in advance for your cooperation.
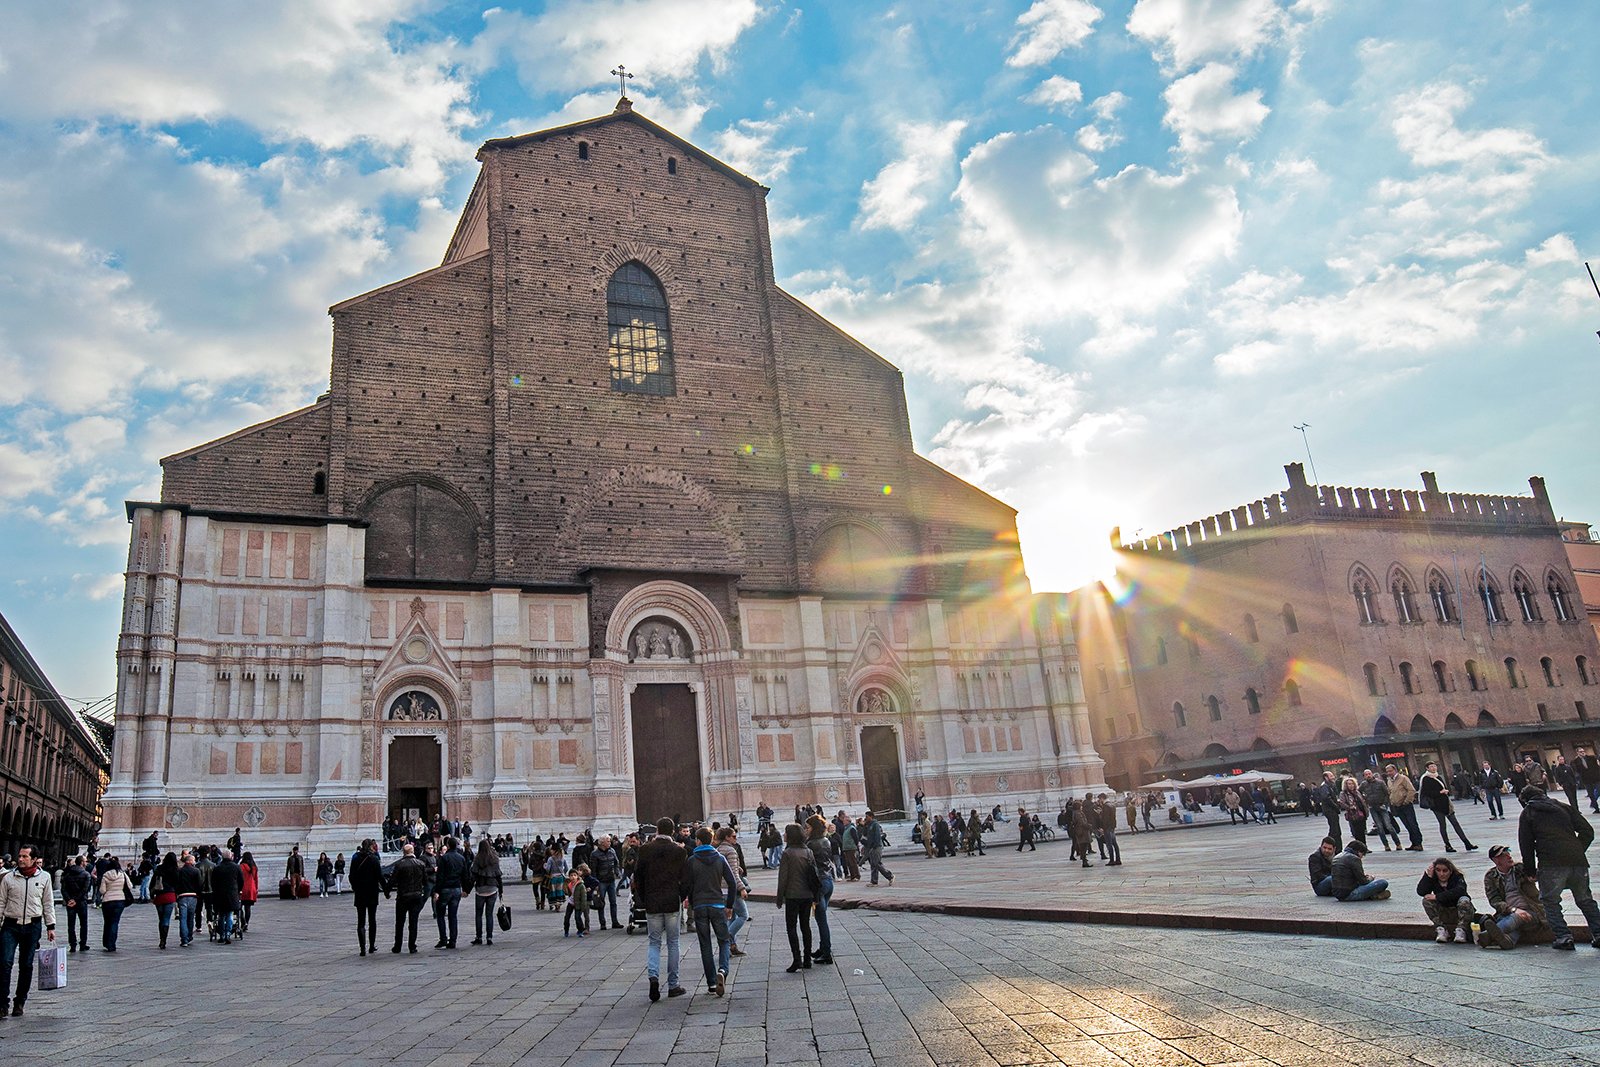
[152,852,179,949]
[239,851,261,935]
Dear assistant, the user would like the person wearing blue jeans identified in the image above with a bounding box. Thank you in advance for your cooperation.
[714,827,749,954]
[1331,841,1391,902]
[805,817,836,964]
[686,827,740,996]
[432,836,469,948]
[0,846,57,1016]
[1519,784,1600,949]
[1308,839,1337,897]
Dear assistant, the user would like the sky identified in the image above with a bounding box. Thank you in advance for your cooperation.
[2,0,1597,708]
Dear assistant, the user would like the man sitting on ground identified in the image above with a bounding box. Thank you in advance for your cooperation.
[1331,840,1391,901]
[1478,844,1547,949]
[1308,837,1337,897]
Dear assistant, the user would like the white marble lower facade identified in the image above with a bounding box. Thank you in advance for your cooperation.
[100,506,1106,855]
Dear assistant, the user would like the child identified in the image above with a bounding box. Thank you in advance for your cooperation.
[545,846,568,914]
[564,864,591,938]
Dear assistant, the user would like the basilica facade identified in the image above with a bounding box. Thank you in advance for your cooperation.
[99,100,1104,855]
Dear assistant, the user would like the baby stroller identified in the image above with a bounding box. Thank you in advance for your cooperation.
[625,886,648,934]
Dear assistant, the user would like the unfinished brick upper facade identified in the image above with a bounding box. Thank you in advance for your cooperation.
[103,103,1104,852]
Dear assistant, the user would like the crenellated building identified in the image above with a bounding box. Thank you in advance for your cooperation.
[1074,463,1600,789]
[99,100,1104,855]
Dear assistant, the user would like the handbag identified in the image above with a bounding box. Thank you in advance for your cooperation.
[36,945,67,990]
[497,903,512,931]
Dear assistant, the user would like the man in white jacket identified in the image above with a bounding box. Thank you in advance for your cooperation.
[0,845,57,1017]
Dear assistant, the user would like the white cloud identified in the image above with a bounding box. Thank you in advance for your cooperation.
[1391,82,1547,172]
[0,1,476,193]
[857,120,967,232]
[1214,338,1284,375]
[1127,0,1283,70]
[953,126,1244,319]
[1075,125,1117,152]
[472,0,765,94]
[1007,0,1103,68]
[0,442,59,500]
[1162,63,1270,153]
[1091,91,1129,121]
[714,116,804,182]
[1027,76,1084,112]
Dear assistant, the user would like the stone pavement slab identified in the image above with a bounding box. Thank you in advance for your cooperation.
[13,878,1600,1066]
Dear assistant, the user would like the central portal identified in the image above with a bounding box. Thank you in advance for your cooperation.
[861,725,905,817]
[630,683,703,825]
[387,735,442,821]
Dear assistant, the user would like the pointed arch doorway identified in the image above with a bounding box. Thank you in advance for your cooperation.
[388,736,442,821]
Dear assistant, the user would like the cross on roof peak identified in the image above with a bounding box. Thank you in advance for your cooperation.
[610,64,634,108]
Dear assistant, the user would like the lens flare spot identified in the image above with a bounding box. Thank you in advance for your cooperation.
[881,484,892,495]
[739,443,756,455]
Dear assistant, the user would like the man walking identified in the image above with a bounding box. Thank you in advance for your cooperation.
[1518,783,1600,950]
[589,835,622,930]
[635,819,689,1001]
[1314,770,1343,849]
[0,846,56,1017]
[1359,769,1399,851]
[1576,746,1600,814]
[432,835,468,949]
[60,856,91,953]
[965,810,986,857]
[860,812,895,884]
[686,827,740,997]
[1386,763,1424,850]
[1016,807,1037,853]
[1098,795,1122,866]
[1479,761,1505,820]
[211,849,243,944]
[1554,755,1581,812]
[285,844,305,898]
[390,843,428,953]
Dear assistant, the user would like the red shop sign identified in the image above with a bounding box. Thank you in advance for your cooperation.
[1320,757,1349,767]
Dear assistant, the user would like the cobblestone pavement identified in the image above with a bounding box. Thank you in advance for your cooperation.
[749,800,1591,936]
[14,885,1600,1066]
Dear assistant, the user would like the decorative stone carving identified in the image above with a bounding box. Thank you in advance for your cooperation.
[410,596,426,618]
[388,690,442,721]
[857,687,894,716]
[262,720,276,737]
[403,636,430,664]
[461,732,474,774]
[593,677,612,772]
[1046,771,1060,788]
[996,775,1010,792]
[734,684,755,763]
[243,804,266,829]
[287,720,302,737]
[955,776,969,795]
[361,729,375,780]
[824,784,841,804]
[167,806,190,829]
[627,616,693,662]
[501,798,521,818]
[319,803,341,824]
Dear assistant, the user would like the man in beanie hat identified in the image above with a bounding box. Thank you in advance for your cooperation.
[1518,783,1600,950]
[1331,840,1390,901]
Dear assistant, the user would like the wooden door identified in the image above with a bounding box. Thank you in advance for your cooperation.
[861,725,905,817]
[631,684,703,825]
[388,736,442,819]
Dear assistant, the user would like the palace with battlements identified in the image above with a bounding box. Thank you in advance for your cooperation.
[99,100,1105,855]
[1074,463,1600,789]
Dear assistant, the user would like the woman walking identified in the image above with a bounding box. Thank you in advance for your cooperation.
[471,838,505,945]
[316,852,335,897]
[776,823,817,973]
[238,851,259,935]
[152,852,179,949]
[1418,761,1477,853]
[98,855,132,952]
[349,838,384,956]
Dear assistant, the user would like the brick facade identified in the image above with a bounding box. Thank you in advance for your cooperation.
[101,102,1105,854]
[1076,463,1600,790]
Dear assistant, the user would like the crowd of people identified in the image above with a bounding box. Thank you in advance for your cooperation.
[1302,756,1600,951]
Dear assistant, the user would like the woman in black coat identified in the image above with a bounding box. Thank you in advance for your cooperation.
[349,838,386,957]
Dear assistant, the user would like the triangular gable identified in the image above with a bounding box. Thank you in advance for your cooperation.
[843,617,911,696]
[374,597,461,696]
[478,101,768,192]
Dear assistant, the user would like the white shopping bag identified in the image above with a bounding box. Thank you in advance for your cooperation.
[36,944,66,990]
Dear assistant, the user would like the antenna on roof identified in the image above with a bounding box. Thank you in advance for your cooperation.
[1587,262,1600,344]
[1293,423,1320,485]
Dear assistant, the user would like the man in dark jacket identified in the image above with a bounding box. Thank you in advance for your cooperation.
[60,856,93,952]
[1518,785,1600,949]
[1314,771,1343,849]
[1575,746,1600,813]
[432,836,468,949]
[589,835,622,930]
[686,827,739,997]
[1553,756,1581,813]
[389,843,429,953]
[1307,838,1336,896]
[634,819,688,1002]
[211,850,244,944]
[1478,762,1506,820]
[1330,841,1390,901]
[349,839,386,956]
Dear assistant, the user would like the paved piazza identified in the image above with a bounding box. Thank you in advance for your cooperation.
[18,800,1600,1066]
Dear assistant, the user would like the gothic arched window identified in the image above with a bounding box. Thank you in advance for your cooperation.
[1513,573,1539,622]
[1548,575,1575,622]
[1391,575,1418,624]
[607,262,675,396]
[1245,687,1262,714]
[1207,695,1223,721]
[1478,570,1506,624]
[1427,571,1456,624]
[1352,570,1380,625]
